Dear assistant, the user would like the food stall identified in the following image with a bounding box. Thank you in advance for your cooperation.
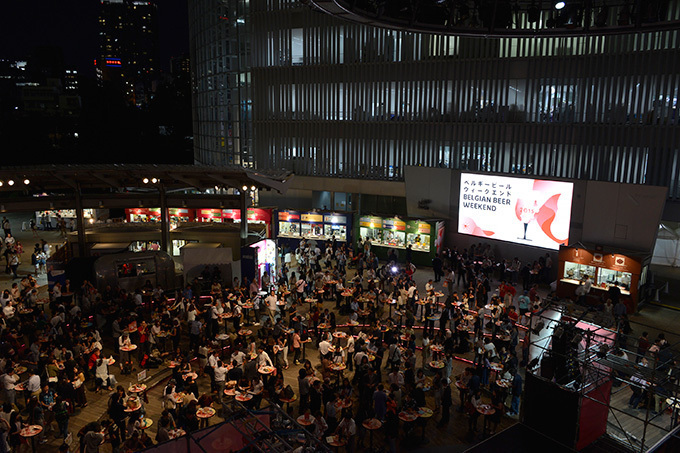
[356,215,445,266]
[222,208,273,237]
[275,209,352,250]
[169,208,192,223]
[406,220,433,252]
[196,209,224,223]
[125,208,194,224]
[323,213,349,242]
[274,209,352,260]
[126,208,161,222]
[556,245,648,312]
[36,209,98,228]
[300,212,324,239]
[277,210,301,238]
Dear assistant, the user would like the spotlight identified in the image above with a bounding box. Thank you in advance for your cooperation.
[242,185,248,191]
[391,266,398,273]
[250,186,256,191]
[0,181,3,187]
[7,180,14,186]
[554,1,565,10]
[23,179,30,185]
[151,178,158,184]
[143,178,149,184]
[88,218,95,224]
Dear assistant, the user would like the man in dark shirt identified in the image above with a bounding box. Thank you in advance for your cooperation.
[227,360,243,382]
[508,372,523,415]
[244,356,258,382]
[438,381,452,427]
[108,386,127,441]
[432,254,443,282]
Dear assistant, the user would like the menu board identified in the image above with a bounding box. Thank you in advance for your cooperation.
[197,209,223,222]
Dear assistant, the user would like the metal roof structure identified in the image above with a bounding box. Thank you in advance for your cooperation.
[0,164,293,194]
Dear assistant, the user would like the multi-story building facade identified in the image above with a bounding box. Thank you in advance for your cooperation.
[189,0,252,166]
[189,0,680,212]
[98,0,159,106]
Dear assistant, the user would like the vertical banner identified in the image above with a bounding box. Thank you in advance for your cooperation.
[435,221,445,255]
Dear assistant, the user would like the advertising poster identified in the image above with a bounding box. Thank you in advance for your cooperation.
[458,173,573,250]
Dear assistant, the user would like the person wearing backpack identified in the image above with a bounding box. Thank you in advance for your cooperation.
[54,396,70,441]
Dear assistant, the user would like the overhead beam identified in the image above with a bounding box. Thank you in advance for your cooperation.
[206,174,243,189]
[52,173,78,190]
[0,194,242,213]
[173,175,203,189]
[91,173,122,188]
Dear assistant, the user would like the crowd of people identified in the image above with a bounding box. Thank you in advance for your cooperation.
[0,233,674,453]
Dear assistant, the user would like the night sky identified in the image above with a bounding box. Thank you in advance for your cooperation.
[0,0,189,76]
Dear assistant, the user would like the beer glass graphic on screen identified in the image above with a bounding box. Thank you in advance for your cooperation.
[516,198,539,241]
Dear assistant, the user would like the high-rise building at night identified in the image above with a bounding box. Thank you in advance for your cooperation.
[188,1,251,166]
[170,54,191,81]
[98,0,159,106]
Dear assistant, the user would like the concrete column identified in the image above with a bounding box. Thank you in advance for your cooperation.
[159,184,170,254]
[240,190,248,245]
[74,183,87,257]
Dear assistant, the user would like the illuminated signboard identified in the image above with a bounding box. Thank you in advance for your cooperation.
[458,173,573,250]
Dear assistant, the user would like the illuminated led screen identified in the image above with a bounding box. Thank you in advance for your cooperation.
[458,173,574,250]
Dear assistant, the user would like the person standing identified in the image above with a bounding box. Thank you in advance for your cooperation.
[444,267,455,297]
[1,370,18,406]
[295,277,306,302]
[26,369,41,399]
[53,396,70,441]
[438,380,452,427]
[137,321,149,363]
[108,387,127,442]
[7,254,18,279]
[636,331,650,361]
[265,290,278,324]
[214,360,227,405]
[508,371,523,416]
[335,409,357,453]
[292,330,302,365]
[1,218,10,238]
[372,384,387,421]
[432,254,443,282]
[82,423,105,453]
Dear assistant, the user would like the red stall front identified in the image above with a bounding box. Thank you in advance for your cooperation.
[556,245,647,313]
[222,208,272,237]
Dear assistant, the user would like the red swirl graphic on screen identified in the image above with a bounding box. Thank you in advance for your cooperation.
[460,217,494,237]
[535,194,567,245]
